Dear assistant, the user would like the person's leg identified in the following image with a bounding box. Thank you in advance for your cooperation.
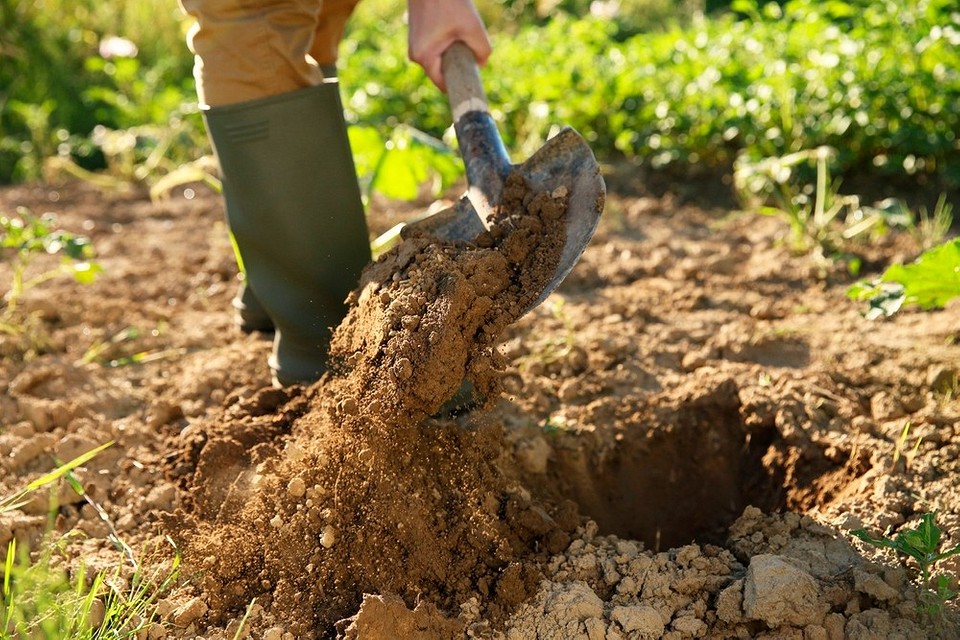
[310,0,362,68]
[181,0,327,106]
[180,0,371,385]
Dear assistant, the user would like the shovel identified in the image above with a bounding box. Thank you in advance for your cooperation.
[404,41,605,312]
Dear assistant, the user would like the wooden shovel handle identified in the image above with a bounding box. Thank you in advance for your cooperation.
[441,41,490,122]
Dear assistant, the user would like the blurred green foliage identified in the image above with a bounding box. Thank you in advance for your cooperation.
[0,0,200,183]
[2,0,959,193]
[343,0,960,189]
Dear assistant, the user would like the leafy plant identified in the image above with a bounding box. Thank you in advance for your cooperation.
[349,124,463,203]
[734,146,909,268]
[343,0,960,189]
[0,209,102,335]
[848,238,960,319]
[852,512,960,616]
[0,0,195,183]
[7,0,960,197]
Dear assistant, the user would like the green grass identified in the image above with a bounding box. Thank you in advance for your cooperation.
[1,443,181,639]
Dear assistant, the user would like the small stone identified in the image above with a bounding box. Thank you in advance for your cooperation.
[263,628,284,640]
[611,604,664,636]
[287,477,306,498]
[393,357,413,380]
[823,612,845,640]
[803,624,828,640]
[672,615,706,637]
[615,540,640,558]
[172,597,207,627]
[544,581,603,621]
[681,350,709,371]
[853,568,899,602]
[584,617,606,640]
[716,579,744,623]
[320,525,336,548]
[516,435,551,474]
[145,484,176,511]
[338,398,358,416]
[869,391,904,421]
[87,598,106,628]
[743,554,825,627]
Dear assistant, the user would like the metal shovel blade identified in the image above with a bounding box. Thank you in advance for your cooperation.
[404,43,605,314]
[512,126,605,310]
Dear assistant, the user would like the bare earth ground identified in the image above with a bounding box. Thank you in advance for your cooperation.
[1,173,958,640]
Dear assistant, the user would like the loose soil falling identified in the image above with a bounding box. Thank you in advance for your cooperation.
[1,175,958,640]
[173,172,574,635]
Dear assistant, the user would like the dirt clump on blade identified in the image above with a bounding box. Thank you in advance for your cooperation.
[171,173,577,636]
[331,171,570,423]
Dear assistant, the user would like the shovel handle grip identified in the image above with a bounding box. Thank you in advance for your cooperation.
[442,41,489,122]
[441,42,512,216]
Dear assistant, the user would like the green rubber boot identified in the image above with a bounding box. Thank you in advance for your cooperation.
[232,281,274,333]
[204,83,371,386]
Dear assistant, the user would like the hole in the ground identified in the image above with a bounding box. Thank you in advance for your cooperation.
[540,378,867,550]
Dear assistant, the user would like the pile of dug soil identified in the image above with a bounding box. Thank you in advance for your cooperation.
[171,173,578,635]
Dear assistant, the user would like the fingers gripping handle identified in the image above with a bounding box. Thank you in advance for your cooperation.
[442,41,489,122]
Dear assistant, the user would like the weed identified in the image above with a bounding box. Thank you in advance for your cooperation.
[0,209,102,335]
[734,147,909,269]
[848,238,960,319]
[77,327,143,366]
[852,512,960,616]
[2,534,180,639]
[911,194,954,252]
[230,598,258,640]
[542,413,572,435]
[531,299,577,366]
[889,421,922,474]
[0,442,113,515]
[931,370,958,404]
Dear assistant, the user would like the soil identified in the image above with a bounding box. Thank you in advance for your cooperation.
[1,172,958,640]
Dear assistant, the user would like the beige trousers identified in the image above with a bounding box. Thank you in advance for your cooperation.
[179,0,361,107]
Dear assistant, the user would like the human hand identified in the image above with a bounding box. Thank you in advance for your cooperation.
[407,0,491,92]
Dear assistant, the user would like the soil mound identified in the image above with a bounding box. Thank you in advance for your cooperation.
[172,174,575,635]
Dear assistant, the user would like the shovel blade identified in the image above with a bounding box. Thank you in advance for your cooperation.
[517,126,605,310]
[404,126,604,312]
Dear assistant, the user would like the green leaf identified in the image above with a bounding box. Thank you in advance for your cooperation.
[70,261,103,285]
[25,442,113,492]
[881,239,960,310]
[847,281,906,320]
[374,146,425,201]
[852,528,901,551]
